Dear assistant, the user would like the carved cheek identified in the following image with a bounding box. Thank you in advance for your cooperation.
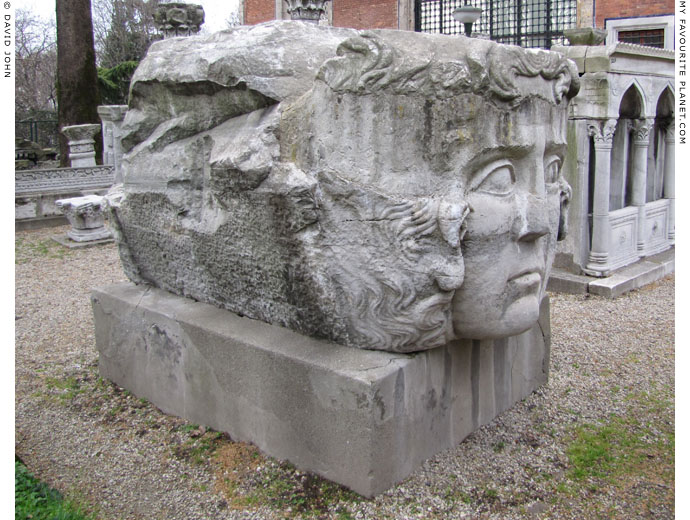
[462,193,515,240]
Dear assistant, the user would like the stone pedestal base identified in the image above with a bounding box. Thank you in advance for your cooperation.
[67,226,113,242]
[52,234,114,249]
[92,282,550,497]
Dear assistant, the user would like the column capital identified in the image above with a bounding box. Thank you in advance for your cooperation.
[154,2,205,38]
[285,0,331,22]
[61,124,101,168]
[632,118,653,145]
[587,118,617,148]
[662,117,675,143]
[97,105,128,123]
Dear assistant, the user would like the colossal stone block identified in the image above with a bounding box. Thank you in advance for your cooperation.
[108,21,579,353]
[97,21,578,495]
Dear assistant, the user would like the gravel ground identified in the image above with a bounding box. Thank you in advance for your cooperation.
[15,224,674,519]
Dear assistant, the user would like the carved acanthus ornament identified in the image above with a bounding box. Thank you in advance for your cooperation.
[285,0,331,22]
[632,118,653,144]
[154,2,205,38]
[587,119,617,147]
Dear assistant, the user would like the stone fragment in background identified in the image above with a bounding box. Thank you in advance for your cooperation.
[56,194,112,243]
[61,124,101,168]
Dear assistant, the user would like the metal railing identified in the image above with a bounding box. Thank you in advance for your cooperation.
[414,0,577,49]
[15,119,59,148]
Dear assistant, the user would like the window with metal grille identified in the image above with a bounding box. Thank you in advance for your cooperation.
[617,29,665,48]
[414,0,577,49]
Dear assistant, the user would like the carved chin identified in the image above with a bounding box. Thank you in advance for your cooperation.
[451,292,541,340]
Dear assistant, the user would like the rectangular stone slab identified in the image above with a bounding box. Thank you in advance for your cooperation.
[92,282,550,497]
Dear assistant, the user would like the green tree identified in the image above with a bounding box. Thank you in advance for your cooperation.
[98,60,138,104]
[92,0,160,68]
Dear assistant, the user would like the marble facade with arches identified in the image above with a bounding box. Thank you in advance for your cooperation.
[552,42,675,276]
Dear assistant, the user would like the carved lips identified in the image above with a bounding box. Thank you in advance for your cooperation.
[507,270,542,293]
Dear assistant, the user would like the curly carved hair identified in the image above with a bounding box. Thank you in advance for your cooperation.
[317,31,580,105]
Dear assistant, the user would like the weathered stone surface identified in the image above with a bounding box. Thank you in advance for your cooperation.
[93,282,550,497]
[110,21,578,353]
[119,23,361,153]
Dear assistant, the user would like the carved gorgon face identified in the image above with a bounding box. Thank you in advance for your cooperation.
[288,84,570,346]
[450,98,569,339]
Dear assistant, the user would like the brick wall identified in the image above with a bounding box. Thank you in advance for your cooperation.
[594,0,674,28]
[244,0,400,29]
[333,0,398,29]
[245,0,275,25]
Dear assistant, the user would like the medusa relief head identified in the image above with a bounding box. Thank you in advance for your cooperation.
[308,173,470,353]
[280,32,579,352]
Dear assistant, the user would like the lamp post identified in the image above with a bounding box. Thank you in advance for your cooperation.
[452,1,482,37]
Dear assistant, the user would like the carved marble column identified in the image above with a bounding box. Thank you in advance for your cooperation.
[154,2,205,38]
[662,118,675,241]
[630,119,652,252]
[97,105,128,183]
[56,194,113,243]
[61,124,101,168]
[285,0,331,22]
[584,118,616,276]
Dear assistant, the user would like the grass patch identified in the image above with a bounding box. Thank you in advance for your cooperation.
[555,387,674,513]
[214,442,360,517]
[44,376,84,403]
[15,236,71,264]
[566,390,673,484]
[172,428,227,465]
[15,458,95,520]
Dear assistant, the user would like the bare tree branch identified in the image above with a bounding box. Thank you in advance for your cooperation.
[15,8,58,118]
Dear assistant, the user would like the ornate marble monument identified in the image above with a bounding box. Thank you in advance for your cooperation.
[551,42,674,277]
[94,22,578,496]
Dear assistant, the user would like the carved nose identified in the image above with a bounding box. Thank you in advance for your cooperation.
[512,194,550,242]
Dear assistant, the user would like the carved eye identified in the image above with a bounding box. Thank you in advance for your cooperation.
[544,157,562,185]
[472,160,515,196]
